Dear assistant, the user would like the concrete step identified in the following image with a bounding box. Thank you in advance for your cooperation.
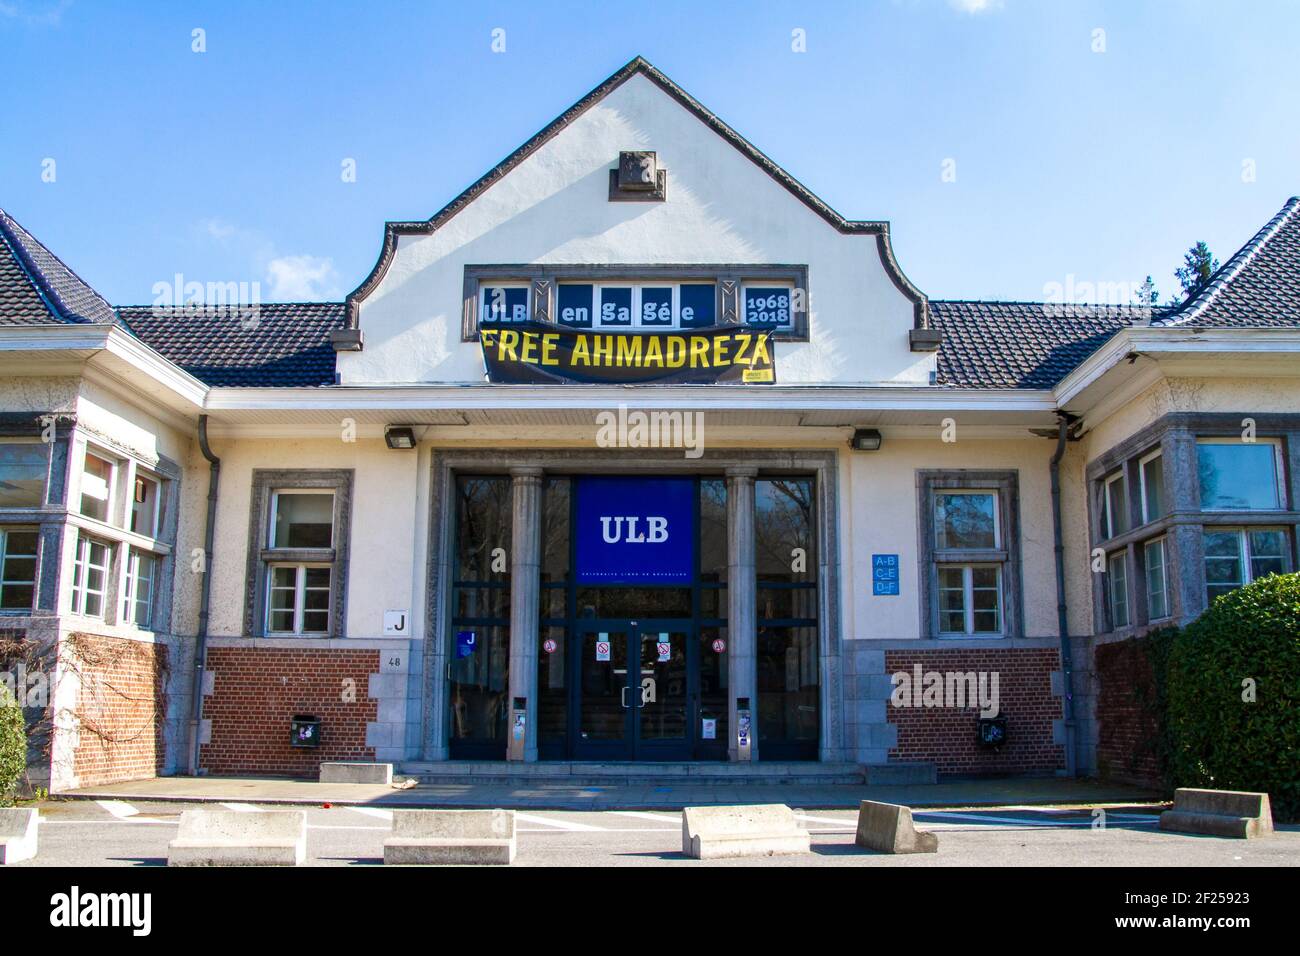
[397,760,867,787]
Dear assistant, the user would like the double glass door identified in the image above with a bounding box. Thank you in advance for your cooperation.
[575,619,699,760]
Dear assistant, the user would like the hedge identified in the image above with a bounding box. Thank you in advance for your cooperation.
[0,683,24,805]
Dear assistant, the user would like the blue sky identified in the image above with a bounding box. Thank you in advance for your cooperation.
[2,0,1298,306]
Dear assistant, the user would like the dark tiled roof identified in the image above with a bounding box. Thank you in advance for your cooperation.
[1157,196,1300,328]
[931,300,1158,389]
[119,303,344,387]
[0,208,118,325]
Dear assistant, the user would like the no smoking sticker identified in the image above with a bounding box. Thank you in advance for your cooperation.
[543,638,557,654]
[596,635,611,662]
[711,638,726,654]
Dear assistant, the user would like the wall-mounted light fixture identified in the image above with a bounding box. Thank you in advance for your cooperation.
[850,428,883,452]
[384,425,417,450]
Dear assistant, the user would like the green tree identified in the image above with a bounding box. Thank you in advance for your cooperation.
[1171,241,1220,304]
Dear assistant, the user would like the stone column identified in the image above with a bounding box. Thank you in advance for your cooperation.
[726,466,758,761]
[507,467,543,761]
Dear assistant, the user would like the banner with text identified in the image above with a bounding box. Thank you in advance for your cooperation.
[479,321,776,385]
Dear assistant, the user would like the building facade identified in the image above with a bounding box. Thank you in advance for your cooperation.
[2,58,1298,789]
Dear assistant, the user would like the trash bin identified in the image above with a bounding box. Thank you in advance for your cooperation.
[290,714,322,748]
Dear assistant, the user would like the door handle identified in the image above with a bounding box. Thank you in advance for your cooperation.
[621,686,630,709]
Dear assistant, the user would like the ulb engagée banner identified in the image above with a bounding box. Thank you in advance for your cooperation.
[479,321,776,385]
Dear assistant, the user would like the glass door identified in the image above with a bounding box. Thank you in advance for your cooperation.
[574,625,633,759]
[634,627,691,760]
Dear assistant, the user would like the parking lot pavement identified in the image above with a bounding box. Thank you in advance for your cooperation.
[12,799,1300,867]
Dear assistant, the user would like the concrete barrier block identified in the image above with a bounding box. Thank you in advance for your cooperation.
[681,804,810,860]
[384,809,516,865]
[855,800,938,854]
[0,808,39,865]
[319,762,393,785]
[168,810,306,866]
[1159,788,1274,839]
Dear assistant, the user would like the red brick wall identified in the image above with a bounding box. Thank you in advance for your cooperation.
[64,633,168,787]
[884,648,1064,774]
[1094,637,1163,787]
[200,646,379,776]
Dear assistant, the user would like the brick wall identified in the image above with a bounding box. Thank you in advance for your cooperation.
[200,646,380,776]
[63,633,169,787]
[1093,637,1163,787]
[883,648,1064,774]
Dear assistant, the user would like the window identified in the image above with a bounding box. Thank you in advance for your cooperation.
[1144,538,1170,621]
[479,284,529,324]
[0,442,48,507]
[130,473,161,538]
[1139,452,1164,523]
[1102,471,1129,538]
[1107,552,1130,629]
[557,282,719,331]
[266,565,331,635]
[270,492,334,548]
[938,565,1002,635]
[1203,528,1288,603]
[0,529,38,611]
[935,492,998,550]
[80,449,116,523]
[1197,438,1284,510]
[120,548,158,628]
[71,535,110,617]
[743,284,794,328]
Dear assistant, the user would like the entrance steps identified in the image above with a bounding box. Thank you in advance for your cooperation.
[397,760,870,787]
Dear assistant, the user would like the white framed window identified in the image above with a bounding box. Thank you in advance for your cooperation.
[742,283,795,328]
[478,283,530,324]
[938,564,1002,635]
[1196,437,1285,511]
[269,491,335,549]
[266,564,332,635]
[0,440,48,508]
[1144,538,1170,622]
[1203,527,1288,603]
[1108,551,1130,629]
[80,447,118,524]
[934,491,1000,551]
[130,471,162,538]
[120,548,158,629]
[71,534,110,618]
[1102,471,1129,539]
[1139,451,1164,524]
[0,528,38,611]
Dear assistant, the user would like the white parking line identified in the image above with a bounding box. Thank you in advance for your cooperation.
[607,811,679,824]
[795,813,857,827]
[96,799,139,820]
[514,813,604,831]
[219,802,264,813]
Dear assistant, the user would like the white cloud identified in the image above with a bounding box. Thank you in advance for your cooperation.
[0,0,70,25]
[948,0,1004,13]
[265,255,342,302]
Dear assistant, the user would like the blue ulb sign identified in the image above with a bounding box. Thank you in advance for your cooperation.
[575,476,695,584]
[872,553,900,595]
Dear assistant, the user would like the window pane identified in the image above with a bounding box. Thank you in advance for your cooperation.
[1248,529,1287,580]
[757,586,818,621]
[537,625,567,742]
[1105,475,1129,537]
[699,479,728,585]
[756,625,819,743]
[1,529,38,609]
[640,286,673,326]
[454,586,510,619]
[1203,531,1243,603]
[273,493,333,548]
[0,443,48,507]
[744,287,793,327]
[540,478,570,585]
[557,284,593,327]
[80,452,113,522]
[1144,539,1169,620]
[480,286,528,324]
[1141,456,1164,522]
[679,284,715,328]
[1197,442,1281,510]
[131,474,159,537]
[1108,553,1129,628]
[449,624,510,741]
[755,478,815,583]
[936,493,996,550]
[455,477,512,583]
[970,566,1001,633]
[597,286,633,326]
[938,566,966,633]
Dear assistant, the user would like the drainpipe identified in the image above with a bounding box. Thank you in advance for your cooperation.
[187,414,220,775]
[1050,412,1078,777]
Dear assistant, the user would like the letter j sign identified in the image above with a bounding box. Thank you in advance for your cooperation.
[575,476,695,584]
